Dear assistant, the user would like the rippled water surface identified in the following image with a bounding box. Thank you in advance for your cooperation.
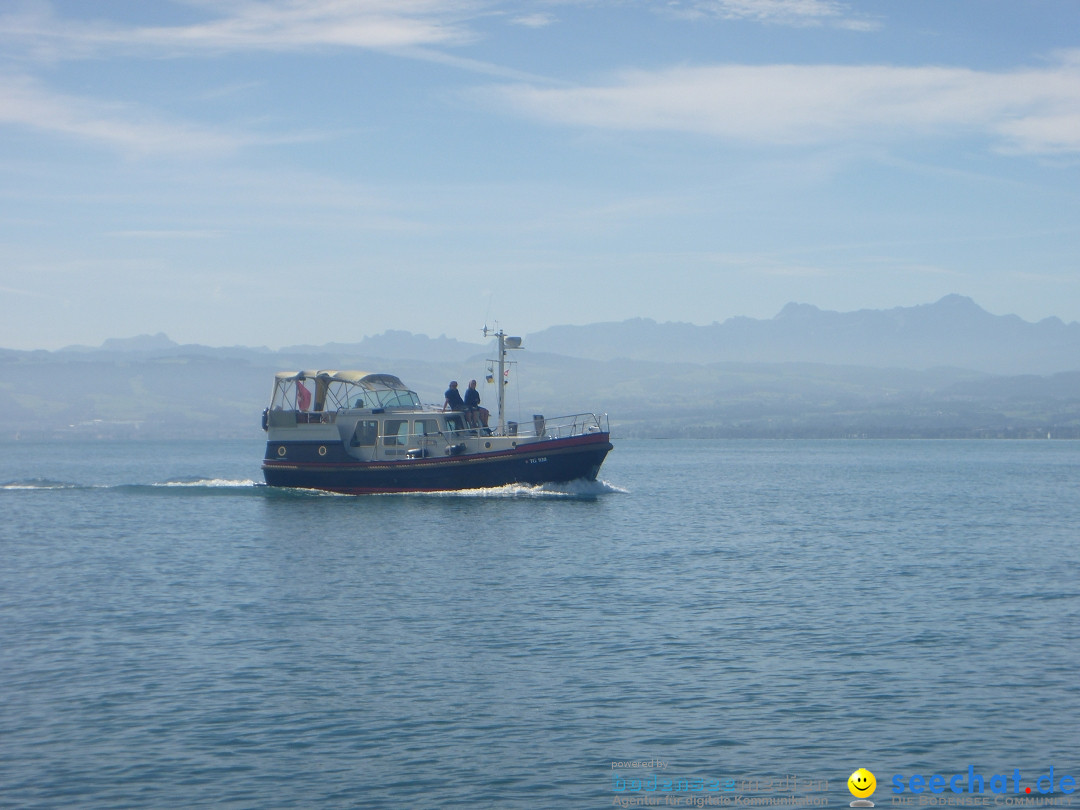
[2,439,1078,808]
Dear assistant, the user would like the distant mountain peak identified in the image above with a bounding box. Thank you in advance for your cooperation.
[775,302,821,319]
[931,293,981,310]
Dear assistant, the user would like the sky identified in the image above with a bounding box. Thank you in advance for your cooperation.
[1,0,1079,350]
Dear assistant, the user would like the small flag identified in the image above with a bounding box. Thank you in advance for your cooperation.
[296,381,311,410]
[486,374,494,384]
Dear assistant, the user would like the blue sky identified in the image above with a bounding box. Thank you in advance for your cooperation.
[1,0,1079,350]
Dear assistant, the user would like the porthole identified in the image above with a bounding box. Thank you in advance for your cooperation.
[318,445,327,457]
[277,445,286,457]
[485,441,491,449]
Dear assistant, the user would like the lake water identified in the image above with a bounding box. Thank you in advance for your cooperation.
[2,438,1078,809]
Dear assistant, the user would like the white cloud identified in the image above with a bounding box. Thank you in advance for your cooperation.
[994,113,1080,156]
[664,0,878,29]
[150,0,478,52]
[481,54,1080,154]
[0,0,880,65]
[0,0,481,58]
[0,73,304,155]
[509,13,557,29]
[0,1,549,83]
[0,74,235,154]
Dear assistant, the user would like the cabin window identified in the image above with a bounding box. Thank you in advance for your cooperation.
[378,389,422,408]
[351,420,379,447]
[414,419,439,437]
[444,415,465,433]
[384,419,410,446]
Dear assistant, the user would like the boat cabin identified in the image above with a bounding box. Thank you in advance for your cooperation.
[264,370,475,461]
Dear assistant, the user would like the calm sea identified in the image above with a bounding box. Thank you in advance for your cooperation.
[2,438,1078,809]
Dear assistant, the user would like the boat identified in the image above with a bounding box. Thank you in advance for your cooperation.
[260,328,613,494]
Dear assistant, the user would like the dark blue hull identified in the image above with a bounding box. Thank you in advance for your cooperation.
[262,433,613,494]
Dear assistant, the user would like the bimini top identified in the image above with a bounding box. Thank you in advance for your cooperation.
[273,370,409,389]
[270,370,421,412]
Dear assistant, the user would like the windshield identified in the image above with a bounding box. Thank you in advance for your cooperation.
[372,388,422,408]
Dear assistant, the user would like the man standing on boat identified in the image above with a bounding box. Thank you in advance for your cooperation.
[443,381,465,412]
[463,379,488,428]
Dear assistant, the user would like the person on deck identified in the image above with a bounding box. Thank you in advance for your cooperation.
[443,381,465,412]
[463,379,488,428]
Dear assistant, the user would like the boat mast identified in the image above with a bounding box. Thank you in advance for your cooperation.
[497,330,507,434]
[483,325,521,435]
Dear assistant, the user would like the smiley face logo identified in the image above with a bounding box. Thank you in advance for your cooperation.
[848,768,877,798]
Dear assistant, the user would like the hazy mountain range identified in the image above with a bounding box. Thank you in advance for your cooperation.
[527,295,1080,375]
[4,296,1080,440]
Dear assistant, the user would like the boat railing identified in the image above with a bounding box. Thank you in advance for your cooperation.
[266,408,338,428]
[504,412,609,440]
[267,405,608,443]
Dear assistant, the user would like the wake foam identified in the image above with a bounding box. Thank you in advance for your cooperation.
[401,478,626,499]
[152,477,260,488]
[1,478,83,490]
[4,477,267,495]
[4,476,626,498]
